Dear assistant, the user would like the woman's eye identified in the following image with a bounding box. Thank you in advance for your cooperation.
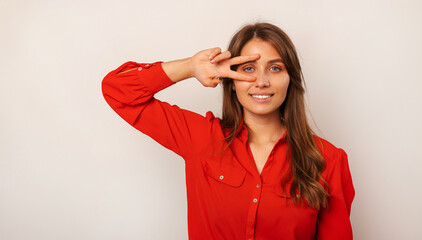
[270,66,282,71]
[243,66,254,72]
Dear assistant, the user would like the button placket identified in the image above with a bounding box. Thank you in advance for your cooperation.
[245,179,262,239]
[253,181,262,203]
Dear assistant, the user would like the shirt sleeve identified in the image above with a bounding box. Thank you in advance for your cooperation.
[101,61,213,159]
[315,148,355,240]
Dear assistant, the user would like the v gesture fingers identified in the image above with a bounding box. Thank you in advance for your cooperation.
[224,53,260,81]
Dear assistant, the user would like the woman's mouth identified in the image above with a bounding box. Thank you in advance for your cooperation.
[249,94,274,103]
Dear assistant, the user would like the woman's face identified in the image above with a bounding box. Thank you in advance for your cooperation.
[233,38,290,119]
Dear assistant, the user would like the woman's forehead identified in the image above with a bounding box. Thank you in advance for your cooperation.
[240,39,282,59]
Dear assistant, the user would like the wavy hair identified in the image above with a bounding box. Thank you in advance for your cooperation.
[219,22,329,210]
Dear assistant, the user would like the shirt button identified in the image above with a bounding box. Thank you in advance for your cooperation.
[137,67,143,71]
[253,198,258,203]
[256,184,260,188]
[219,175,224,180]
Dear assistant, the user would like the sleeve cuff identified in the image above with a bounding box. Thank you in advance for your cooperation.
[114,61,176,94]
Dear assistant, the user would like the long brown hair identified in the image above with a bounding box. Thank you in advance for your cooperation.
[219,22,329,210]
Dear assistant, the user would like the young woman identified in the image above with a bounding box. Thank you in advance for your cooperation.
[102,22,355,240]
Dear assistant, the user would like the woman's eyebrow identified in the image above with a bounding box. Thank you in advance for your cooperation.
[268,58,284,64]
[239,58,284,65]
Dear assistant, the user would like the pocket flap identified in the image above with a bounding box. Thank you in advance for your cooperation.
[204,160,247,187]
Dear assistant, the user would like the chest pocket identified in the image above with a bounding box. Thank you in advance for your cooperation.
[204,160,247,188]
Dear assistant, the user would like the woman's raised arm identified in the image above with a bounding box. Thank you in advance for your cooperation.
[118,57,194,83]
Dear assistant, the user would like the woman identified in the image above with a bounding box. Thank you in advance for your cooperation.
[102,22,355,240]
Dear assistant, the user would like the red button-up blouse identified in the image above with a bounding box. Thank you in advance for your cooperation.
[101,61,355,240]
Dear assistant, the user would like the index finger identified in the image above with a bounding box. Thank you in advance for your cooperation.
[225,71,257,82]
[228,53,260,66]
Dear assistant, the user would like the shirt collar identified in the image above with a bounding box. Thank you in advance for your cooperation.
[236,116,288,144]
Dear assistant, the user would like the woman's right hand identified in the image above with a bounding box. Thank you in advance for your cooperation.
[190,47,261,88]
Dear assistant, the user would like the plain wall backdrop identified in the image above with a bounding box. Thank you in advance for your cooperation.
[1,0,421,239]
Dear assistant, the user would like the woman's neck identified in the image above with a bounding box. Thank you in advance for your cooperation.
[244,111,286,145]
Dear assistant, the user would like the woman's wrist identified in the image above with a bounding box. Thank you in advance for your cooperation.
[184,56,195,79]
[161,57,195,83]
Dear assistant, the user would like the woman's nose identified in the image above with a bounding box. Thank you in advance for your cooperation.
[254,72,270,87]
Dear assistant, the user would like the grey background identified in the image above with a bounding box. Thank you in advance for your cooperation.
[1,0,421,239]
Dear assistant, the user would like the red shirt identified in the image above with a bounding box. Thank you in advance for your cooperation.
[101,61,355,240]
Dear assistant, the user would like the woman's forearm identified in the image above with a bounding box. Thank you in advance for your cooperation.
[116,57,194,84]
[161,57,194,83]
